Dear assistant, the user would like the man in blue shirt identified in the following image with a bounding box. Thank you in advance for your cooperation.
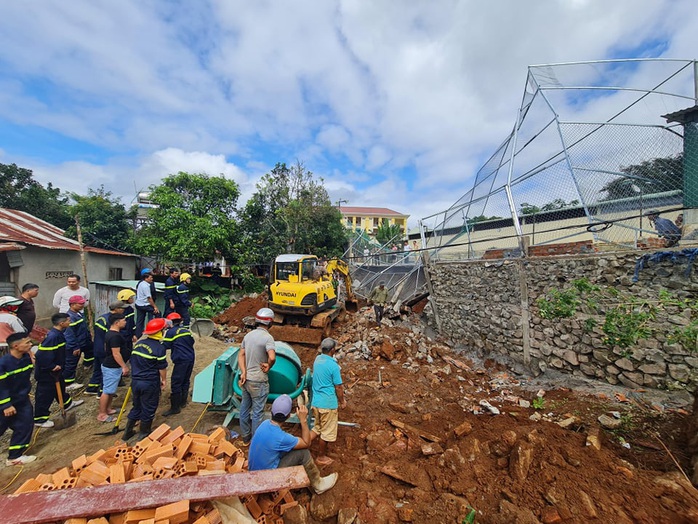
[248,394,338,495]
[163,267,181,318]
[646,210,682,247]
[310,338,346,466]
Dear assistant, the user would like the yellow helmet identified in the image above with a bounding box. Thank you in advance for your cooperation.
[180,273,192,282]
[117,289,136,301]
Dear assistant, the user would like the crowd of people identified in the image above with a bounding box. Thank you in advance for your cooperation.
[0,271,196,467]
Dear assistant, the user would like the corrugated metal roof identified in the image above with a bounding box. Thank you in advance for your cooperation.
[0,242,26,253]
[92,280,165,292]
[339,206,408,217]
[0,208,136,257]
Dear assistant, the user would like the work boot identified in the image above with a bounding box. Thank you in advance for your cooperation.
[122,418,138,441]
[180,391,189,407]
[162,394,181,417]
[304,460,338,495]
[136,419,153,440]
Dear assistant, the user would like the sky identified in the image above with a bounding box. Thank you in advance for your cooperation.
[1,0,697,229]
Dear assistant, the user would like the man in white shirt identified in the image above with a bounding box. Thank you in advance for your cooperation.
[52,275,90,313]
[135,269,159,337]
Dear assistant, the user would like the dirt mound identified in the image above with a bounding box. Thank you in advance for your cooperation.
[213,294,267,328]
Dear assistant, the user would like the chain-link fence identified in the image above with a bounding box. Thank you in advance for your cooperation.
[422,59,698,260]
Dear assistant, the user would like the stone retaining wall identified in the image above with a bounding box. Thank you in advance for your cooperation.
[427,251,698,391]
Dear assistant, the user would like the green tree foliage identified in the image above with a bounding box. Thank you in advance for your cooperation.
[375,220,403,246]
[238,162,346,261]
[131,172,240,262]
[519,198,580,215]
[0,163,72,228]
[466,214,503,225]
[600,153,683,201]
[64,186,134,252]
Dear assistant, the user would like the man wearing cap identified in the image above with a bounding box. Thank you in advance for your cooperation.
[310,338,346,466]
[86,300,127,395]
[0,333,37,465]
[0,297,27,352]
[238,307,277,445]
[135,269,160,338]
[63,295,92,390]
[117,289,138,351]
[163,267,181,318]
[122,317,168,441]
[174,273,193,328]
[16,284,39,334]
[646,210,682,247]
[368,281,389,326]
[161,312,196,416]
[98,313,130,423]
[248,394,338,495]
[34,313,84,428]
[52,274,90,314]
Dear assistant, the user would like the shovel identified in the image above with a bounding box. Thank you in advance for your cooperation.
[95,386,132,436]
[53,377,78,430]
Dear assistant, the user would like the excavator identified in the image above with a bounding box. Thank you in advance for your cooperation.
[266,254,357,344]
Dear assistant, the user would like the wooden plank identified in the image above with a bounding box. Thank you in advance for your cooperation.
[0,467,309,524]
[387,419,442,444]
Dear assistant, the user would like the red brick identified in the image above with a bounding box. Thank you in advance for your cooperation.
[149,423,171,442]
[154,500,190,524]
[161,426,185,445]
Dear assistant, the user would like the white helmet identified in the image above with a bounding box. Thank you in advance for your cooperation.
[255,307,275,325]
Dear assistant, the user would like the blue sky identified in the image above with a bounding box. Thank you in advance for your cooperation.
[0,0,696,228]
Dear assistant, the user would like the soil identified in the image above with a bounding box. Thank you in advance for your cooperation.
[2,297,697,524]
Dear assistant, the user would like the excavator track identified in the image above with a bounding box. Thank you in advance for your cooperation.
[269,305,344,345]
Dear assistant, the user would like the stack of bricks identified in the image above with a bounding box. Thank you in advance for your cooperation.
[10,423,299,524]
[528,240,596,257]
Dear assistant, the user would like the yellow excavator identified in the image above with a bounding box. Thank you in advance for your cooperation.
[267,254,357,344]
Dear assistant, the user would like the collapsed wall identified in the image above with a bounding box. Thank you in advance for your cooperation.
[426,251,698,391]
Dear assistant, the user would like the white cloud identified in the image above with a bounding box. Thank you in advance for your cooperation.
[0,0,696,230]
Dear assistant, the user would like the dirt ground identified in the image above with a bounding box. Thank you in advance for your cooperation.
[2,296,698,523]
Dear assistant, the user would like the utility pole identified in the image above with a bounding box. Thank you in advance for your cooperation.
[335,199,348,208]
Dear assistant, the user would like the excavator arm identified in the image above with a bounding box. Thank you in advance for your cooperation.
[326,258,356,305]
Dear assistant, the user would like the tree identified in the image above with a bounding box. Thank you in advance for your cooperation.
[375,220,403,246]
[238,162,346,261]
[131,172,240,263]
[0,163,72,228]
[519,198,580,215]
[64,186,134,252]
[600,153,683,201]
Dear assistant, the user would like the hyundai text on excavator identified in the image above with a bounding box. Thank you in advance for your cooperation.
[266,254,357,345]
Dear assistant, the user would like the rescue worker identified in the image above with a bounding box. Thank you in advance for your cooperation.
[117,289,138,353]
[34,313,84,428]
[86,300,127,395]
[174,272,192,328]
[368,281,389,326]
[122,318,168,441]
[163,267,181,318]
[0,333,36,465]
[0,296,26,353]
[237,307,276,445]
[135,269,159,338]
[162,312,195,416]
[64,295,93,390]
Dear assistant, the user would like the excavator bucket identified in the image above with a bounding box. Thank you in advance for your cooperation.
[344,299,358,313]
[269,325,324,345]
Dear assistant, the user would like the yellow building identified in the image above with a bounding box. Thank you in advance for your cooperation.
[339,206,409,237]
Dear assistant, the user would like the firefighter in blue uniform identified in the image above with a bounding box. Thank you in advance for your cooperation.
[0,333,36,465]
[174,273,192,328]
[34,313,84,428]
[117,289,138,352]
[162,312,196,416]
[122,317,168,441]
[64,295,93,390]
[86,301,127,395]
[163,267,180,318]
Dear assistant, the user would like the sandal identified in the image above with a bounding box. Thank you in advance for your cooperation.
[97,415,115,423]
[107,409,117,415]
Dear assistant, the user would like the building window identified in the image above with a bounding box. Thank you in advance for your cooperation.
[345,217,353,227]
[109,267,123,280]
[373,217,379,228]
[355,217,361,227]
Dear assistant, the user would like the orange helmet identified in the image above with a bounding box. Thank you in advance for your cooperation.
[143,318,167,335]
[166,312,182,320]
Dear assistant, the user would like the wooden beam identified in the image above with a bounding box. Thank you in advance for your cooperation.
[0,467,309,524]
[388,419,442,444]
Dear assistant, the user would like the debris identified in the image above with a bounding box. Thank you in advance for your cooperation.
[453,420,473,438]
[586,427,602,451]
[597,414,622,429]
[556,416,580,429]
[388,419,442,444]
[478,400,501,415]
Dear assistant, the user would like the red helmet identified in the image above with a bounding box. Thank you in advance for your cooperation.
[255,307,274,325]
[143,317,167,335]
[166,312,182,320]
